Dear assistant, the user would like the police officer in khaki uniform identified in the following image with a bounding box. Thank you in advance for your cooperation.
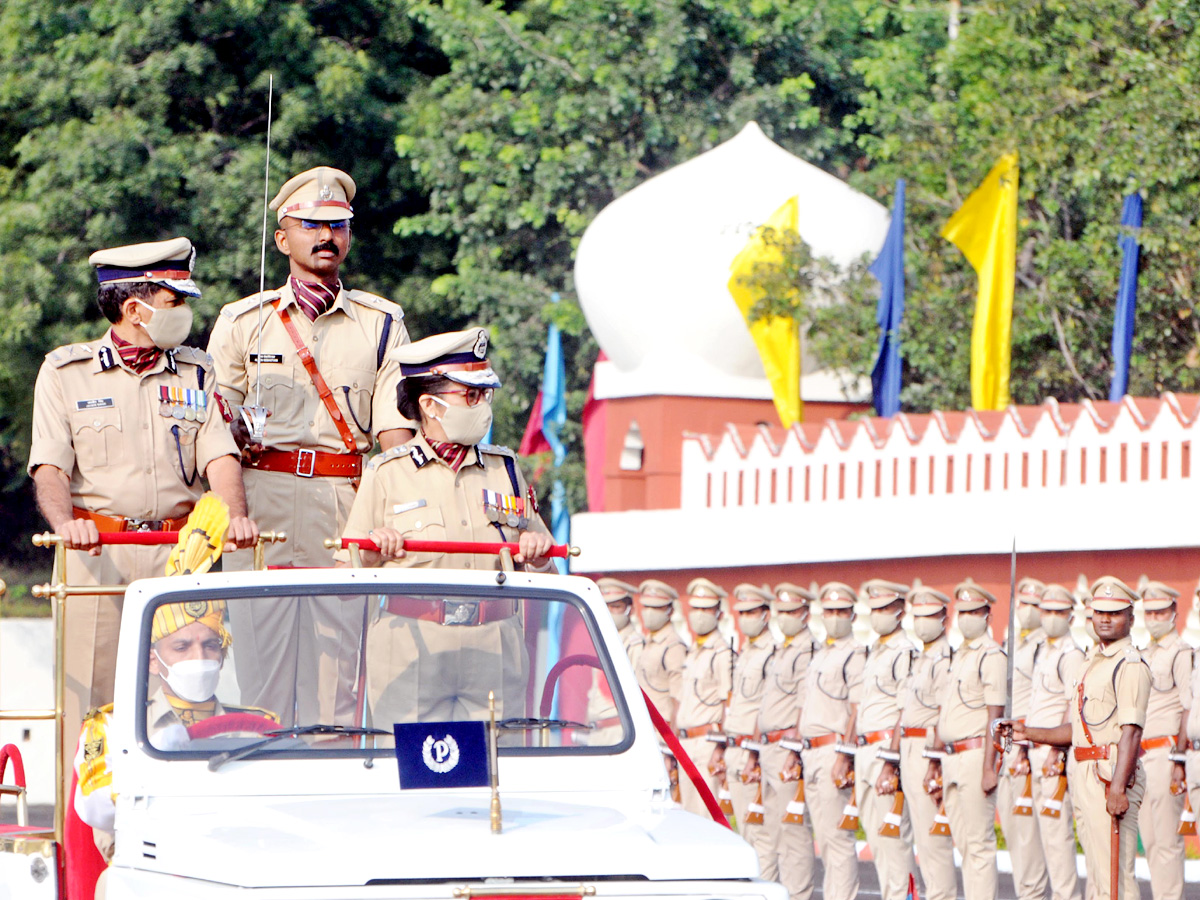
[927,579,1005,900]
[334,329,552,726]
[30,237,253,767]
[878,586,956,900]
[757,583,818,900]
[634,580,687,727]
[586,577,645,744]
[1137,581,1191,900]
[710,584,775,855]
[1026,585,1084,900]
[801,583,866,900]
[851,579,916,900]
[209,167,412,727]
[1011,576,1150,900]
[997,577,1051,900]
[1185,597,1200,845]
[675,578,733,817]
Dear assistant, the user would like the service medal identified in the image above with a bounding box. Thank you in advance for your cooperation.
[486,507,499,523]
[506,513,519,528]
[195,408,207,423]
[173,406,185,420]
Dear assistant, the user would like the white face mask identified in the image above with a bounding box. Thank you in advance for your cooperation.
[642,608,671,633]
[739,612,768,639]
[913,615,945,643]
[688,610,719,636]
[428,395,493,445]
[1146,616,1176,641]
[155,650,221,703]
[823,614,852,640]
[1017,604,1041,631]
[1041,614,1071,639]
[610,609,631,630]
[777,614,808,637]
[869,610,901,636]
[957,614,989,641]
[135,300,194,349]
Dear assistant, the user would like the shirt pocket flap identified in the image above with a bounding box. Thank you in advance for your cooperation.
[72,406,122,435]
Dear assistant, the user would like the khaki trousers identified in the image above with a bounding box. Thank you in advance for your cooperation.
[855,743,914,900]
[227,468,361,727]
[997,746,1050,900]
[900,737,957,900]
[677,734,723,818]
[61,544,169,767]
[801,743,859,900]
[1030,744,1081,900]
[942,745,998,900]
[1188,752,1200,850]
[1137,744,1184,900]
[727,745,772,861]
[1070,756,1144,900]
[759,742,815,900]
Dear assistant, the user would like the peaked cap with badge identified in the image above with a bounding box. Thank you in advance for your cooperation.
[953,578,996,612]
[271,166,356,222]
[685,577,726,610]
[773,582,815,611]
[731,583,773,612]
[1088,576,1138,611]
[818,581,858,609]
[638,579,678,607]
[89,237,201,299]
[1139,579,1179,611]
[1015,576,1046,602]
[597,577,638,603]
[392,328,501,389]
[909,586,951,615]
[860,578,909,610]
[1038,584,1075,610]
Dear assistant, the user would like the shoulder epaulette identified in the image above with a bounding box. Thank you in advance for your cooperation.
[46,343,96,368]
[220,291,282,321]
[478,443,517,458]
[345,289,403,318]
[367,446,411,470]
[223,705,281,723]
[171,346,211,367]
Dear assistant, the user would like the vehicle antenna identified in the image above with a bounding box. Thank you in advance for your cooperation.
[241,73,273,444]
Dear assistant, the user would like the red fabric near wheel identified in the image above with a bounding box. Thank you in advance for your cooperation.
[65,743,107,900]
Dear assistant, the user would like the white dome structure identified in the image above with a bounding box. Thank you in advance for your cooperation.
[575,122,891,401]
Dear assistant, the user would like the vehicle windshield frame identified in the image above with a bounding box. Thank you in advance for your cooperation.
[135,579,634,761]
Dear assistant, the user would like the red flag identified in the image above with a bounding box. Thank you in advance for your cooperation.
[519,391,551,456]
[582,352,607,511]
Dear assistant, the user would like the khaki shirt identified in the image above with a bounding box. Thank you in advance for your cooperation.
[1010,627,1046,719]
[798,635,865,738]
[937,634,1006,743]
[758,629,818,733]
[29,331,239,520]
[901,634,952,734]
[1071,636,1150,750]
[857,629,916,733]
[636,624,686,724]
[725,632,776,736]
[676,634,734,730]
[146,687,278,744]
[336,432,550,571]
[1142,630,1191,739]
[1185,648,1200,742]
[1026,635,1084,730]
[207,282,412,453]
[586,622,646,723]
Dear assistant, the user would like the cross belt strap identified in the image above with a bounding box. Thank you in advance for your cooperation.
[274,300,358,453]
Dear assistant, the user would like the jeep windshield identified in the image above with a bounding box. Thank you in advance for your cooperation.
[138,582,631,759]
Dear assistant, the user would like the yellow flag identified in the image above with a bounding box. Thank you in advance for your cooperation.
[728,196,803,427]
[941,152,1019,410]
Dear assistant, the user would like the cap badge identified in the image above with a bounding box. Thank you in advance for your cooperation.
[183,600,208,618]
[472,332,488,359]
[1101,584,1112,597]
[319,184,334,202]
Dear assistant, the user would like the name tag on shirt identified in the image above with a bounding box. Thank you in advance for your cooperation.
[76,398,114,410]
[249,353,285,364]
[392,500,427,515]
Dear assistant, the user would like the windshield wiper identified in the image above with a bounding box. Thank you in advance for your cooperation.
[496,716,590,731]
[207,723,389,771]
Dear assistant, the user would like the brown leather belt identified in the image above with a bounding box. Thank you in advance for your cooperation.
[859,728,895,746]
[901,727,928,739]
[385,596,517,626]
[1074,746,1110,761]
[801,734,839,750]
[245,449,363,478]
[759,728,793,744]
[1140,735,1174,752]
[945,736,986,755]
[73,507,188,533]
[678,724,722,739]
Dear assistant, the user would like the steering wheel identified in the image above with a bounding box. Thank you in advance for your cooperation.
[186,712,278,740]
[539,653,603,718]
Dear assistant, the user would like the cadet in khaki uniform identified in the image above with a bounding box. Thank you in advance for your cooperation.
[335,329,553,726]
[801,583,866,900]
[30,238,253,767]
[756,583,818,900]
[209,167,412,728]
[1026,585,1084,900]
[927,579,1005,900]
[634,580,687,727]
[1011,576,1150,900]
[675,578,733,817]
[586,578,645,744]
[851,579,916,900]
[710,585,775,854]
[1185,606,1200,846]
[878,587,956,900]
[1137,581,1191,900]
[997,577,1051,900]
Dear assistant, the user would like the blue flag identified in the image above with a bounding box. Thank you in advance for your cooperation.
[1109,193,1143,401]
[870,180,906,417]
[393,721,490,789]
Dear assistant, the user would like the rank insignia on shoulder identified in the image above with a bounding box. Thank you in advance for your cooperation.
[409,446,428,469]
[98,346,117,371]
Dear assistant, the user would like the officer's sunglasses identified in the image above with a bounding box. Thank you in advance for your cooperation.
[433,387,494,407]
[290,219,350,231]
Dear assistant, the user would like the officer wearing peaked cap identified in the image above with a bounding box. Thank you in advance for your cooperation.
[799,583,865,900]
[586,578,646,745]
[336,328,553,727]
[928,579,1005,900]
[209,165,412,728]
[30,237,254,771]
[1010,576,1150,900]
[634,580,686,728]
[1185,587,1200,879]
[1137,580,1190,900]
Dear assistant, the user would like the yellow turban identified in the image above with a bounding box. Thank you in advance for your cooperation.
[151,600,231,648]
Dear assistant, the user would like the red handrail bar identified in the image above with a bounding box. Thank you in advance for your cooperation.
[332,537,578,559]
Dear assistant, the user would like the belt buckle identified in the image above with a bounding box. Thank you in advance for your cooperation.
[441,599,480,626]
[295,448,316,478]
[124,518,154,533]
